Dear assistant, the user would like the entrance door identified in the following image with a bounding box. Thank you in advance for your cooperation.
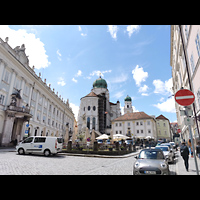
[11,118,23,143]
[11,119,17,141]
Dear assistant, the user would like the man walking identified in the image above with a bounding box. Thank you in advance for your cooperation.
[180,141,190,171]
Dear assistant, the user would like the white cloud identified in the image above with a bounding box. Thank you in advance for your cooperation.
[57,77,66,86]
[153,97,176,113]
[0,25,50,69]
[141,93,149,96]
[153,78,173,95]
[70,103,79,121]
[56,49,62,61]
[110,73,128,83]
[107,25,118,40]
[78,25,87,37]
[138,84,149,93]
[160,97,165,102]
[72,77,78,83]
[56,49,61,57]
[126,25,140,37]
[78,26,82,31]
[81,33,87,37]
[132,65,148,86]
[75,70,82,77]
[89,70,112,78]
[114,90,125,99]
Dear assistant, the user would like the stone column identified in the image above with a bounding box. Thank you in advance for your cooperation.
[1,113,15,146]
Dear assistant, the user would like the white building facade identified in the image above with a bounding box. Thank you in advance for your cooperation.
[112,111,157,139]
[170,25,200,141]
[78,76,121,135]
[0,37,75,146]
[112,97,156,139]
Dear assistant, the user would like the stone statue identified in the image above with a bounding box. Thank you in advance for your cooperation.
[10,96,17,106]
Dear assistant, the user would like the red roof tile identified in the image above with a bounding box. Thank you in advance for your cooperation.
[113,112,154,121]
[155,114,169,121]
[81,91,98,99]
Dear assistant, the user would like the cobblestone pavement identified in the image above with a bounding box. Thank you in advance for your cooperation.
[0,151,177,175]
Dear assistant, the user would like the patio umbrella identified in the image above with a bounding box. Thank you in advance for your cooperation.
[145,136,152,139]
[96,134,109,140]
[113,134,129,141]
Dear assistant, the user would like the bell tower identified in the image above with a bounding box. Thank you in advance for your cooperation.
[124,95,133,114]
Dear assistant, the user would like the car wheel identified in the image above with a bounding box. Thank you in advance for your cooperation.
[18,148,25,155]
[44,149,51,157]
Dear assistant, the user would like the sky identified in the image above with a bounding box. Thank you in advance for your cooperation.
[0,25,177,122]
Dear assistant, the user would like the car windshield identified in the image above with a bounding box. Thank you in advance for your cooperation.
[138,150,164,159]
[155,146,169,151]
[161,143,171,148]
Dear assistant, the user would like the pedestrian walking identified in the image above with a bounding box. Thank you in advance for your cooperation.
[188,139,193,157]
[180,141,190,172]
[196,141,200,159]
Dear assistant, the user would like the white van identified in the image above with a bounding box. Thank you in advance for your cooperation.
[16,136,63,156]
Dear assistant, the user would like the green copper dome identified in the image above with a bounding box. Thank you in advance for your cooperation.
[124,95,132,101]
[93,76,107,89]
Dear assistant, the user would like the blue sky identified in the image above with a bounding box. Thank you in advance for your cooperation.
[0,25,177,122]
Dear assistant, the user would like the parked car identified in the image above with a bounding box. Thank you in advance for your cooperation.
[16,136,62,157]
[133,149,170,175]
[155,146,174,163]
[170,142,177,151]
[160,143,175,158]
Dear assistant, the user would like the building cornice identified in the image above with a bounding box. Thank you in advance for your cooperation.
[170,25,175,67]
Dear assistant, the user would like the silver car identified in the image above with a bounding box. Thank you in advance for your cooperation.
[133,149,170,175]
[155,146,174,163]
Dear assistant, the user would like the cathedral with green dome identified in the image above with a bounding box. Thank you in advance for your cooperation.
[78,76,121,135]
[93,76,108,89]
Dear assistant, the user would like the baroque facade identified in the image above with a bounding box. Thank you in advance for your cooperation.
[170,25,200,142]
[0,37,75,146]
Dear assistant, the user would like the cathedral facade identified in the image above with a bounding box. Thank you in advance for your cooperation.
[77,76,121,135]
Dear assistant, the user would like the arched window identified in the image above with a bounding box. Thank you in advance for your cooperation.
[87,117,90,129]
[92,117,96,129]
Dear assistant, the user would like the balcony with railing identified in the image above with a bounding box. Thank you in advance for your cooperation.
[7,105,30,114]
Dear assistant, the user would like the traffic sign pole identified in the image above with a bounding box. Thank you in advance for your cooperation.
[185,107,199,175]
[175,90,199,175]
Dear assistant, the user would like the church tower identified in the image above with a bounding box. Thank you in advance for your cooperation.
[124,95,133,114]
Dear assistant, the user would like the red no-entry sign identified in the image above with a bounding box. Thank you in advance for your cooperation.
[175,89,195,106]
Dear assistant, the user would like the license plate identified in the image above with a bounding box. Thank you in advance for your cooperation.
[144,171,156,174]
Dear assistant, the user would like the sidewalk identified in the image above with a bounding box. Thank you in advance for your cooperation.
[0,147,16,152]
[176,151,200,175]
